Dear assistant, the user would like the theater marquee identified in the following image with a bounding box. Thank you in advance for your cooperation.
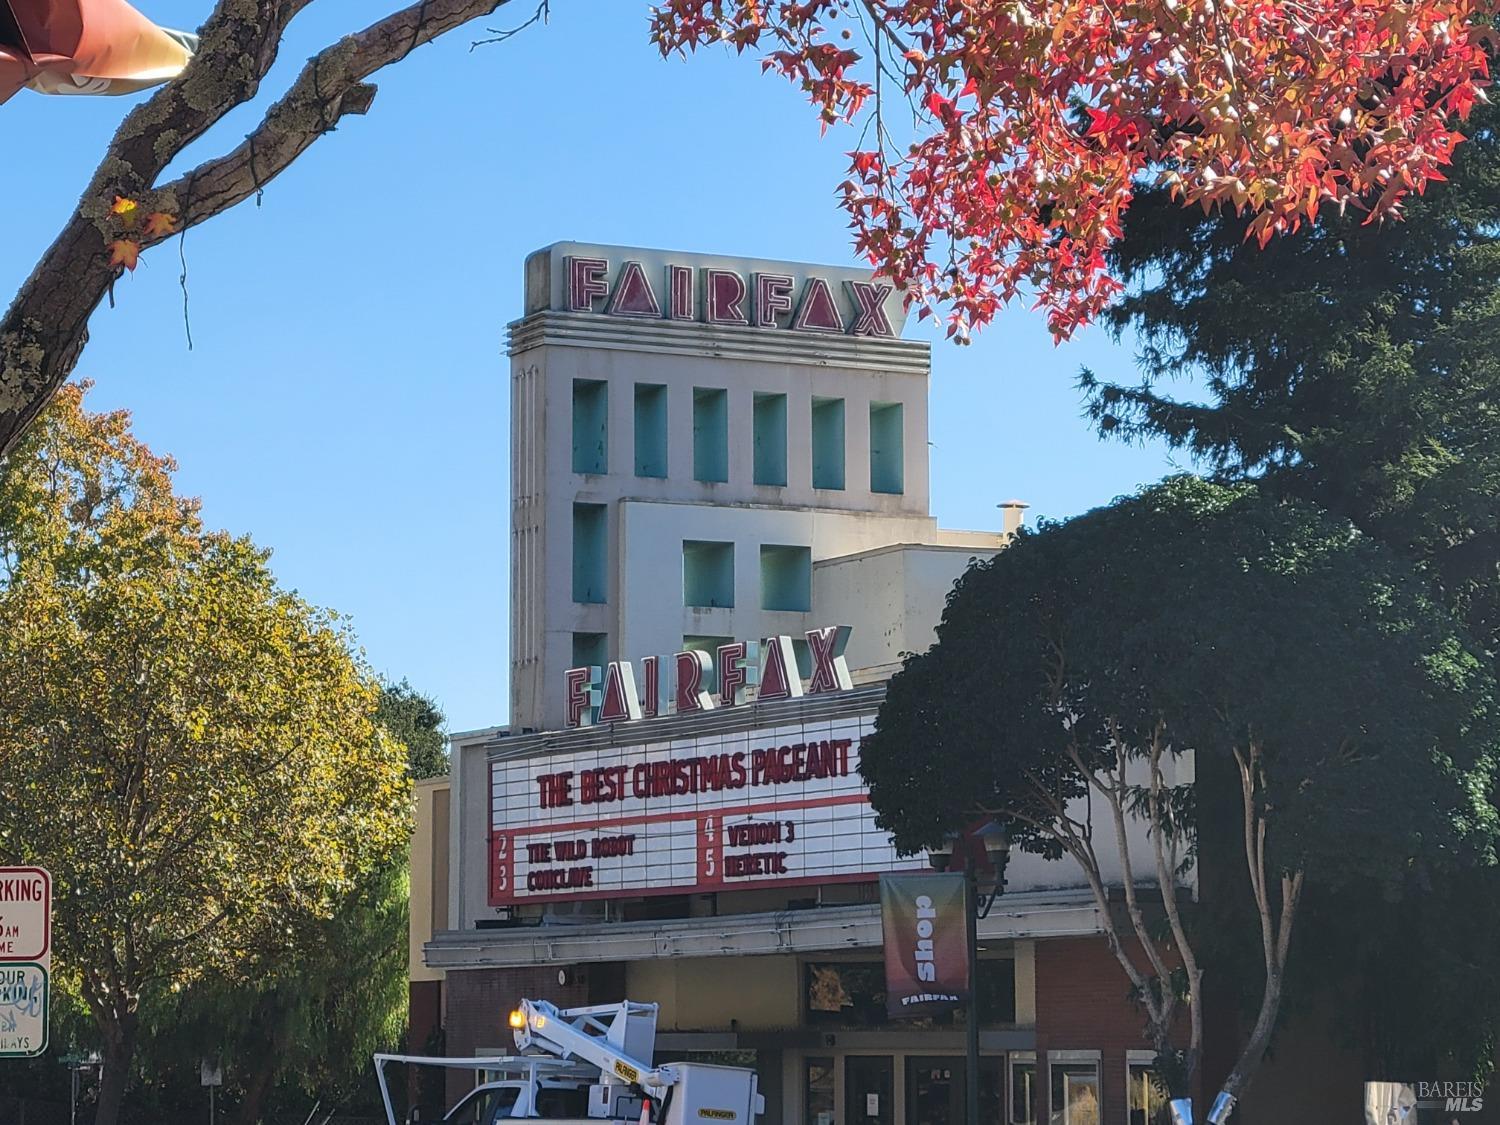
[488,712,926,907]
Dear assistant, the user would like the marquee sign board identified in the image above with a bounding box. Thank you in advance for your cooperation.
[0,867,51,1058]
[489,712,926,906]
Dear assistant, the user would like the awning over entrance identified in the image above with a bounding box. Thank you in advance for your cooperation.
[423,889,1103,971]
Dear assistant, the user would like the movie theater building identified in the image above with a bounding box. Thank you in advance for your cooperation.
[411,244,1196,1125]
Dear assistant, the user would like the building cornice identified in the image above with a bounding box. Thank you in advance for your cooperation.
[507,311,931,376]
[423,890,1105,971]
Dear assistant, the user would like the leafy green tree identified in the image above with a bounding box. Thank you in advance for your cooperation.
[379,680,449,781]
[186,682,444,1125]
[128,682,444,1125]
[0,383,412,1125]
[129,861,410,1125]
[1082,97,1500,655]
[863,477,1496,1118]
[1081,92,1500,1081]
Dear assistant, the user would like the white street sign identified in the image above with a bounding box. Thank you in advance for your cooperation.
[0,867,52,1058]
[0,962,49,1057]
[0,867,51,962]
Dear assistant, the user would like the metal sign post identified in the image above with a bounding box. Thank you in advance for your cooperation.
[202,1058,223,1125]
[0,866,52,1059]
[61,1051,102,1125]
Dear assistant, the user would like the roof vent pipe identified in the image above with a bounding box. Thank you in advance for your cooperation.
[998,499,1030,536]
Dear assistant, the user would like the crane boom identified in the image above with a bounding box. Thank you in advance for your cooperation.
[377,996,764,1124]
[512,999,677,1099]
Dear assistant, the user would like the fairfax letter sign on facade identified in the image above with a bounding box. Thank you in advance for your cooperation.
[563,626,854,730]
[0,866,51,1058]
[880,873,970,1020]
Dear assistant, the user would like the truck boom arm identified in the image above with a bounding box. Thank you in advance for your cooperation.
[512,999,677,1098]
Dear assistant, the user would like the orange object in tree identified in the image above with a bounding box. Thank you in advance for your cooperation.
[0,0,196,105]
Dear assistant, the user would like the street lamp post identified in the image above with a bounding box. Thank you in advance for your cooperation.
[60,1051,102,1125]
[932,822,1011,1125]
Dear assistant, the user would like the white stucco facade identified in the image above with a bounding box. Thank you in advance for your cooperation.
[508,242,1009,731]
[414,242,1200,1125]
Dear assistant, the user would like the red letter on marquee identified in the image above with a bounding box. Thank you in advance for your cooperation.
[599,661,643,723]
[846,281,895,337]
[566,257,610,312]
[717,641,759,706]
[806,626,854,694]
[675,649,717,713]
[641,654,663,718]
[757,635,804,702]
[704,269,749,325]
[792,276,845,333]
[667,265,695,321]
[606,261,663,318]
[754,274,795,329]
[564,665,600,727]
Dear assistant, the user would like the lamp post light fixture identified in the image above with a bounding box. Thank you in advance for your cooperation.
[60,1050,103,1125]
[929,820,1011,1125]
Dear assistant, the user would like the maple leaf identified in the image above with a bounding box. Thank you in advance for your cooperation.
[108,240,141,272]
[652,0,1493,338]
[1085,106,1124,137]
[111,196,139,229]
[143,212,178,239]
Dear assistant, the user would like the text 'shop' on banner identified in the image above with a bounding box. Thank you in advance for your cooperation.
[879,873,970,1020]
[0,0,197,105]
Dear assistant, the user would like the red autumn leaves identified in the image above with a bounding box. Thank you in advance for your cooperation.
[107,195,176,273]
[652,0,1492,339]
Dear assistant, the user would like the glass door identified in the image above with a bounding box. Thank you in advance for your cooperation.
[844,1055,894,1125]
[904,1056,1006,1125]
[1009,1055,1037,1125]
[803,1056,836,1125]
[905,1057,962,1125]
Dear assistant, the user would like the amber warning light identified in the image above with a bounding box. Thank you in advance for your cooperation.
[507,1009,525,1030]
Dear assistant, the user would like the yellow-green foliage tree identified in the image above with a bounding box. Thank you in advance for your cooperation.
[0,383,411,1125]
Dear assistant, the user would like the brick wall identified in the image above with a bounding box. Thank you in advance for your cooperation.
[1035,935,1190,1125]
[407,979,444,1113]
[441,966,592,1102]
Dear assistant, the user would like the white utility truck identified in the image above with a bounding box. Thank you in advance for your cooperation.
[375,998,765,1125]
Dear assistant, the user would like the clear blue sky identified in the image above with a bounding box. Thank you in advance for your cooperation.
[3,2,1184,733]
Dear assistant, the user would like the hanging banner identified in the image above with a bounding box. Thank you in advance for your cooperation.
[879,872,969,1019]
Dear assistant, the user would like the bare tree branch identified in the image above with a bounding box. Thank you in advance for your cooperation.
[0,0,524,459]
[1146,732,1204,1080]
[1094,729,1178,1031]
[471,0,550,50]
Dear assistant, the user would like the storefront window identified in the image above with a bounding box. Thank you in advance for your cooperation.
[1127,1060,1172,1125]
[1009,1055,1037,1125]
[804,1056,835,1125]
[1048,1056,1101,1125]
[807,961,885,1025]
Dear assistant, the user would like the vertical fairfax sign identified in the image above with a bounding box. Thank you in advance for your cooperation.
[0,866,52,1058]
